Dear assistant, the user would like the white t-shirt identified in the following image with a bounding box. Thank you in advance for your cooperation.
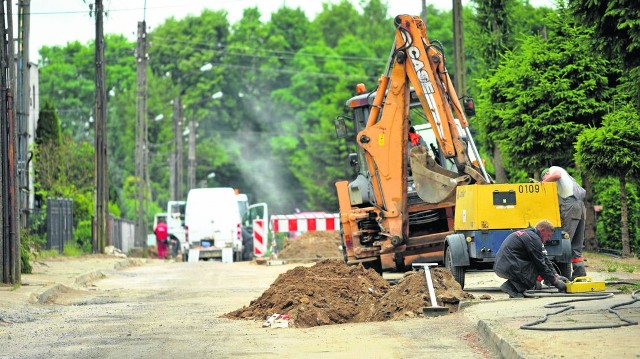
[549,166,574,198]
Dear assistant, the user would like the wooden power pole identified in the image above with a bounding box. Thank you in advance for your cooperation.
[134,21,149,248]
[94,0,109,253]
[421,0,427,26]
[452,0,467,96]
[187,120,196,191]
[17,0,30,229]
[172,97,183,200]
[0,0,19,284]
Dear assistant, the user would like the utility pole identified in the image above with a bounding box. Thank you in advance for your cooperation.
[187,120,196,191]
[421,0,427,27]
[452,0,467,96]
[0,0,19,284]
[17,0,30,229]
[94,0,109,253]
[169,152,175,200]
[172,97,183,200]
[134,21,148,249]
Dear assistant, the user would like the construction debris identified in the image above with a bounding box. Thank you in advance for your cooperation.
[224,259,474,328]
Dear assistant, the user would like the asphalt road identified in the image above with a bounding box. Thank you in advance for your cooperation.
[1,258,639,359]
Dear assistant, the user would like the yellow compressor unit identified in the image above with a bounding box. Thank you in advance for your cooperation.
[454,182,562,231]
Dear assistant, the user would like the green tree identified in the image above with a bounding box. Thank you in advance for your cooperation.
[468,0,555,182]
[38,41,94,139]
[35,99,61,146]
[478,9,611,174]
[576,104,640,256]
[311,1,361,49]
[217,7,306,213]
[569,0,640,71]
[33,134,96,251]
[38,35,138,225]
[593,178,639,254]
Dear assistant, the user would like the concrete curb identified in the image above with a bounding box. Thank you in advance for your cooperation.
[477,319,525,359]
[32,283,68,304]
[34,257,146,304]
[74,271,107,286]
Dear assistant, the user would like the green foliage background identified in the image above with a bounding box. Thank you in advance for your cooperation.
[593,178,639,253]
[32,0,640,254]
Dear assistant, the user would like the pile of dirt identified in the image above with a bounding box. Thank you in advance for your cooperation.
[277,231,342,262]
[225,259,474,328]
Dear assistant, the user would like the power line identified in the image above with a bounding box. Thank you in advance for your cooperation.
[200,61,372,79]
[23,0,249,16]
[150,36,386,63]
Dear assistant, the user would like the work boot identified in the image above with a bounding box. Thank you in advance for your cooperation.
[571,261,587,281]
[500,280,524,298]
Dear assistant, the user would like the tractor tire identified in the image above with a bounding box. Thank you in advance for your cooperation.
[445,246,466,288]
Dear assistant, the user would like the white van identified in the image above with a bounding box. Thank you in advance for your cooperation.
[185,187,242,260]
[236,193,249,219]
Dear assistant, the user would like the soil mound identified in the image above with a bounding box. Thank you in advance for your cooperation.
[225,259,474,328]
[277,231,342,262]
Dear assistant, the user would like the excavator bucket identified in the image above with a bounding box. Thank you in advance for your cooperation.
[409,146,471,204]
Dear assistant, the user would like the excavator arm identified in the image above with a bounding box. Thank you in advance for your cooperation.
[336,15,491,269]
[353,15,489,248]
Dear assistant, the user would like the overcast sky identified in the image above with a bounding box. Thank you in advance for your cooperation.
[25,0,556,60]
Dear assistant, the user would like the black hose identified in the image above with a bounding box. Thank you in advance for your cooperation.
[520,290,640,331]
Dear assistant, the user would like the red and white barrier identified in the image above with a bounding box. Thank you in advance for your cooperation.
[270,213,340,233]
[253,219,266,257]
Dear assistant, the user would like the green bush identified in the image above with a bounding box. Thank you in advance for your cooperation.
[75,219,93,253]
[19,228,46,274]
[20,239,32,274]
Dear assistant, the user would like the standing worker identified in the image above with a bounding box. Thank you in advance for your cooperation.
[154,217,169,259]
[494,220,568,298]
[541,166,587,279]
[408,126,426,147]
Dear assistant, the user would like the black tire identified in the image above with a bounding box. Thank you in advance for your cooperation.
[445,246,466,288]
[362,256,383,275]
[556,261,572,279]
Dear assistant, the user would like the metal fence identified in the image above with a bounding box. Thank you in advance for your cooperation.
[46,198,74,253]
[109,215,136,254]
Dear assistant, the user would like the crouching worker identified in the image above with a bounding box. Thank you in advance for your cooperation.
[494,219,568,298]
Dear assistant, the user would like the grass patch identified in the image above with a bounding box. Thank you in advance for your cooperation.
[63,243,83,257]
[583,251,640,274]
[617,283,640,294]
[37,249,60,259]
[621,264,636,273]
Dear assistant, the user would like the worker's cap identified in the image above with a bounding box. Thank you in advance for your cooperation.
[541,168,550,178]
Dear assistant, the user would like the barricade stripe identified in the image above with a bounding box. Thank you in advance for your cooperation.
[253,219,266,257]
[327,217,336,231]
[269,214,339,233]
